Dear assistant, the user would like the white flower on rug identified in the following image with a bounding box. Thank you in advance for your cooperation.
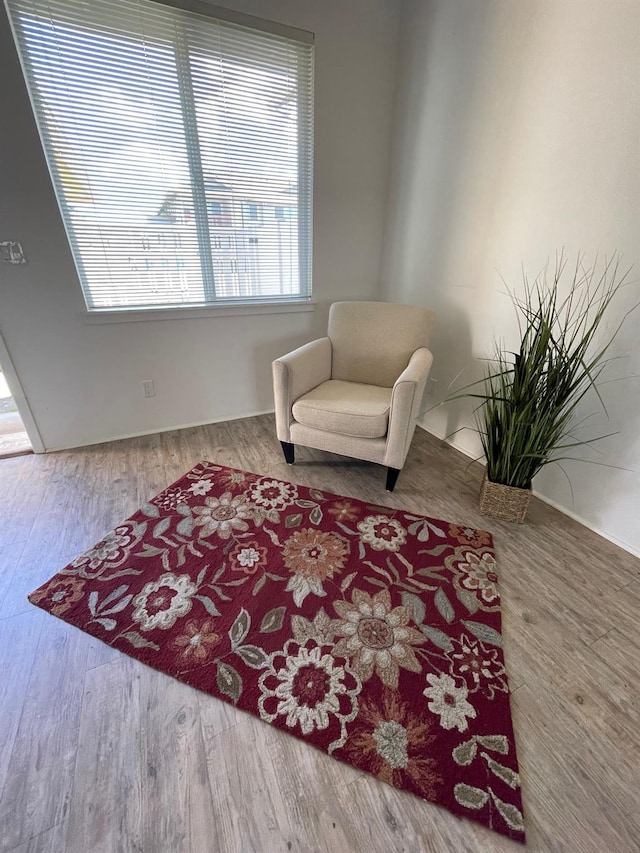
[188,478,214,496]
[250,478,298,511]
[229,541,268,575]
[357,515,407,552]
[447,634,507,698]
[154,487,189,511]
[132,572,197,631]
[457,552,500,604]
[423,673,477,732]
[332,589,424,689]
[258,641,360,741]
[192,492,252,539]
[69,522,143,576]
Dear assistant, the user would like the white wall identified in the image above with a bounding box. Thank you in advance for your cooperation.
[0,0,400,450]
[382,0,640,556]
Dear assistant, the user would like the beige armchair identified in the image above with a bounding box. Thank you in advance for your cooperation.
[272,301,435,491]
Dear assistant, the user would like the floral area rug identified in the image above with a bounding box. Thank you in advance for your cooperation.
[29,462,525,843]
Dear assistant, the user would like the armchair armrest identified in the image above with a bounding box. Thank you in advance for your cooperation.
[384,347,434,469]
[272,337,332,442]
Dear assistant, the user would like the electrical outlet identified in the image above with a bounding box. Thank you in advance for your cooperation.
[0,241,26,264]
[427,377,438,397]
[142,379,156,398]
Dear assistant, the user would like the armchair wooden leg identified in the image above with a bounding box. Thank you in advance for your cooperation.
[280,441,295,464]
[386,467,400,492]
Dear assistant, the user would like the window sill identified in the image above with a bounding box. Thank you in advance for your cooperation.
[82,298,316,324]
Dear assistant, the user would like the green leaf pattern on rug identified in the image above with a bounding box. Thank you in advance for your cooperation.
[461,620,503,647]
[216,661,243,702]
[454,783,489,810]
[260,606,286,633]
[451,734,522,830]
[229,607,251,648]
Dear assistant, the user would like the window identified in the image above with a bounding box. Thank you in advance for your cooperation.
[7,0,314,311]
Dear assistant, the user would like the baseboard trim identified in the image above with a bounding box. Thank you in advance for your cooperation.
[417,422,640,560]
[46,409,276,453]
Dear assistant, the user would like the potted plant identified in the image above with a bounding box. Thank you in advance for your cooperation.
[454,253,636,522]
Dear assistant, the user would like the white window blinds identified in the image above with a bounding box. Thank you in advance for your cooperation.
[6,0,314,311]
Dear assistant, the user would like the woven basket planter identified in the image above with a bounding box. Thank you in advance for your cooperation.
[478,474,532,523]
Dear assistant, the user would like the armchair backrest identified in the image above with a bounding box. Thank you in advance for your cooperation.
[328,301,435,387]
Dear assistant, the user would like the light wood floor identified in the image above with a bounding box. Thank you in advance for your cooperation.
[1,415,639,853]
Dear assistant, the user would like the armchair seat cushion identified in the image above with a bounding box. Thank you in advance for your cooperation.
[292,380,392,439]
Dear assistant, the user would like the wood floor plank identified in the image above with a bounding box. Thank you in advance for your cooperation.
[65,658,143,853]
[7,820,69,853]
[201,715,295,853]
[510,684,638,852]
[0,617,88,852]
[1,415,639,852]
[138,667,220,853]
[0,610,43,800]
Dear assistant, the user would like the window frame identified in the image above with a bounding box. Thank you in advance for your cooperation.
[7,0,315,318]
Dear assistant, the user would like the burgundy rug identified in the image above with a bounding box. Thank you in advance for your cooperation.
[29,462,525,843]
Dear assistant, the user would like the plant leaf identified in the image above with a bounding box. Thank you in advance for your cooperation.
[135,545,165,557]
[476,734,509,754]
[400,591,426,625]
[235,645,269,669]
[396,552,414,575]
[489,789,524,832]
[309,490,325,501]
[98,584,129,611]
[229,607,250,647]
[309,506,323,525]
[216,662,243,703]
[365,576,389,589]
[417,523,431,542]
[260,606,286,633]
[456,588,480,614]
[94,617,117,630]
[252,574,266,596]
[420,624,453,652]
[365,561,393,583]
[176,517,193,537]
[195,595,220,617]
[153,517,171,538]
[454,783,489,810]
[120,631,159,651]
[140,502,160,518]
[482,754,521,789]
[88,590,98,617]
[340,572,357,593]
[462,620,502,647]
[100,594,133,616]
[452,738,478,766]
[434,587,455,623]
[285,513,303,529]
[264,527,282,547]
[417,544,450,557]
[335,522,358,536]
[426,521,446,537]
[196,566,208,587]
